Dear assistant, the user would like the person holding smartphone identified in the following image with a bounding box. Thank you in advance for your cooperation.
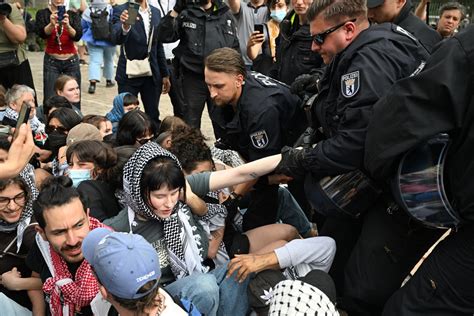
[35,0,83,105]
[0,0,35,93]
[110,0,170,128]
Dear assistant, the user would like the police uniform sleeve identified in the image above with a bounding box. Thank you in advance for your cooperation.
[247,103,283,161]
[302,45,409,178]
[364,34,473,180]
[156,11,180,43]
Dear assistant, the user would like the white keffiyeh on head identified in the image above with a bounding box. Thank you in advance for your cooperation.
[123,142,208,279]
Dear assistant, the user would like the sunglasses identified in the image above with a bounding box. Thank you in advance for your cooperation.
[136,136,154,145]
[312,18,357,45]
[46,125,68,134]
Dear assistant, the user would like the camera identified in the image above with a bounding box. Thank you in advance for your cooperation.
[0,0,12,16]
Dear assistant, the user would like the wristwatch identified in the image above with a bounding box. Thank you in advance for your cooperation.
[229,191,243,201]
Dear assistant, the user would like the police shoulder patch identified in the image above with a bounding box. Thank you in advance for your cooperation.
[250,130,269,149]
[341,70,360,98]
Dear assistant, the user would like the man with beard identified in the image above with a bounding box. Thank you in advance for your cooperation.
[26,176,107,315]
[205,47,305,231]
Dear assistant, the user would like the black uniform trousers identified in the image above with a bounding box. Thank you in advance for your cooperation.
[383,223,474,316]
[168,59,185,119]
[333,201,443,315]
[118,76,161,128]
[180,69,225,140]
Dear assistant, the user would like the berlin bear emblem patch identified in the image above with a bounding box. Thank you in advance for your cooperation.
[250,130,269,149]
[341,71,360,98]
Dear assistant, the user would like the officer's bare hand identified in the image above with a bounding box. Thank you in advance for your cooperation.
[227,252,279,283]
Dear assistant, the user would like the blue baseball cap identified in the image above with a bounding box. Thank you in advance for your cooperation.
[82,228,161,300]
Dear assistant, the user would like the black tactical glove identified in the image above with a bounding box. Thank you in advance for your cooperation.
[173,0,186,14]
[290,72,322,99]
[222,192,241,225]
[274,146,307,179]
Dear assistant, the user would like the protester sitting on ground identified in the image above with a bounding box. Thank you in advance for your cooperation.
[2,85,47,147]
[54,75,83,114]
[106,93,139,133]
[116,110,156,147]
[26,176,108,315]
[83,228,199,315]
[169,127,299,264]
[0,85,7,121]
[39,95,74,123]
[0,124,35,180]
[0,173,41,314]
[156,116,188,149]
[107,142,285,315]
[65,140,122,221]
[44,107,82,176]
[82,114,113,139]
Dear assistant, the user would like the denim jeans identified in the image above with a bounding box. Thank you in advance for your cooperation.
[43,54,81,106]
[87,43,116,82]
[165,264,250,316]
[277,186,312,236]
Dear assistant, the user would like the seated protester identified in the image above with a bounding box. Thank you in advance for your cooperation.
[156,116,189,150]
[115,110,155,147]
[26,176,108,316]
[0,85,7,121]
[169,127,299,263]
[82,228,196,315]
[54,75,83,115]
[106,93,139,133]
[0,172,41,313]
[38,95,74,123]
[44,107,82,176]
[65,140,121,221]
[107,142,285,315]
[3,85,47,147]
[82,114,113,139]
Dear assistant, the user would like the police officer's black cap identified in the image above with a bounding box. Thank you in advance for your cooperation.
[367,0,385,9]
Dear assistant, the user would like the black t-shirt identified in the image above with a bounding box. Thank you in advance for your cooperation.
[26,241,94,316]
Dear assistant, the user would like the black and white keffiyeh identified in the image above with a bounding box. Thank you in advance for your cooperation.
[5,107,46,135]
[123,142,207,279]
[0,164,39,251]
[268,280,340,315]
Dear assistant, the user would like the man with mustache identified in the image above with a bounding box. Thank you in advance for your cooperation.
[26,176,107,316]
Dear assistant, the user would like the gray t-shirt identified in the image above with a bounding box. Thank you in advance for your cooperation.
[186,171,212,197]
[234,2,268,66]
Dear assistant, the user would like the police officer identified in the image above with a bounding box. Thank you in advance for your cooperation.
[367,0,441,53]
[157,0,239,139]
[365,26,474,316]
[274,0,442,313]
[204,47,304,231]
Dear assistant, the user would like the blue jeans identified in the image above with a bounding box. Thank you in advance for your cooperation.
[165,264,250,316]
[277,186,312,236]
[87,43,116,82]
[43,54,81,106]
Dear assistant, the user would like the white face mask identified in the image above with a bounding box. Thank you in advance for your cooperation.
[68,169,92,187]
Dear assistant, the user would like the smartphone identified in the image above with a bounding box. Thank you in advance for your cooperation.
[254,24,264,34]
[57,5,66,22]
[127,1,140,25]
[13,103,31,140]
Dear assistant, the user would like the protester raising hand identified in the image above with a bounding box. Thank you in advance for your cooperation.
[1,123,35,180]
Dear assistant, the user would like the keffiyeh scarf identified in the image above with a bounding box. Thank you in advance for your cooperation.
[39,218,106,316]
[5,107,47,146]
[123,142,208,279]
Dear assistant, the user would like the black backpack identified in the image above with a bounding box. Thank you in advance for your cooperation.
[90,8,111,41]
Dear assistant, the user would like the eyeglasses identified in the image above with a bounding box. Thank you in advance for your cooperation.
[46,125,68,134]
[137,136,154,145]
[0,192,27,209]
[312,18,357,45]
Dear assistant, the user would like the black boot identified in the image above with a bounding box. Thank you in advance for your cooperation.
[88,81,96,94]
[106,80,115,88]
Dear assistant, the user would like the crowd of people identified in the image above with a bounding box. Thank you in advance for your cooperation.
[0,0,473,315]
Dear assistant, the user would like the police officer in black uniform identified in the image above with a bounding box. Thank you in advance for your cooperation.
[274,0,443,313]
[204,47,304,231]
[365,25,474,316]
[367,0,441,53]
[157,0,239,138]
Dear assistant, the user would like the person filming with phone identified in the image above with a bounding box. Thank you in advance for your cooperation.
[35,0,83,105]
[111,0,170,129]
[0,0,35,92]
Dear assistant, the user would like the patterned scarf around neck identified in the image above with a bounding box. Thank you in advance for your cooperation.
[41,217,106,316]
[5,107,48,145]
[124,142,207,279]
